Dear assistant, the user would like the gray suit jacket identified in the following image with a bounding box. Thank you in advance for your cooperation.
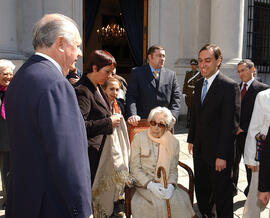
[126,64,181,119]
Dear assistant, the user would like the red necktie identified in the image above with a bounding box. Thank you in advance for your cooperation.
[241,83,247,100]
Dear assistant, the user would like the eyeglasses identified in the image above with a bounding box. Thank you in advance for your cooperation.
[149,120,167,128]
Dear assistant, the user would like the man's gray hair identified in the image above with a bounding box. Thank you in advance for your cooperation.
[0,59,15,72]
[237,59,254,69]
[32,13,79,50]
[147,106,175,129]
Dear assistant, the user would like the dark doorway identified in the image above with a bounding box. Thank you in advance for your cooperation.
[83,0,148,81]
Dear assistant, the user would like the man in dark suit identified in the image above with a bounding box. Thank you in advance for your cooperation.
[232,59,269,197]
[187,44,241,218]
[126,45,181,125]
[5,14,92,218]
[258,126,270,207]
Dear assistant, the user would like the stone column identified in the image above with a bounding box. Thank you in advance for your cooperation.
[0,0,22,59]
[148,0,161,46]
[210,0,245,66]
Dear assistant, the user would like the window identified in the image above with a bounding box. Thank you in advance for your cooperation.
[247,0,270,74]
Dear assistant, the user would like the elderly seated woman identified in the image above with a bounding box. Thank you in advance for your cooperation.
[130,106,195,218]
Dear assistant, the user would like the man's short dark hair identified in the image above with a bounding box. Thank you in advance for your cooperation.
[199,43,223,69]
[147,45,165,57]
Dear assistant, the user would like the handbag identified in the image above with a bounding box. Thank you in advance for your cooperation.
[255,132,266,161]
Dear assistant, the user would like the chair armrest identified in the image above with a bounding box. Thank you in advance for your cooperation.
[178,161,194,205]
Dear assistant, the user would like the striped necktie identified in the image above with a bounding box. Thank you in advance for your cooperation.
[153,70,158,79]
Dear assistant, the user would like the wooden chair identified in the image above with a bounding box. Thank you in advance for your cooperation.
[124,119,194,218]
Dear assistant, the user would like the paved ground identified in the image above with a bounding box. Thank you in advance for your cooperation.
[0,117,269,217]
[174,116,270,218]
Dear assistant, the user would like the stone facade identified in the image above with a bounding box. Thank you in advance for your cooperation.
[0,0,83,71]
[1,0,269,114]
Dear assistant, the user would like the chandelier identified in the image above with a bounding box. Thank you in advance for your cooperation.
[97,23,127,43]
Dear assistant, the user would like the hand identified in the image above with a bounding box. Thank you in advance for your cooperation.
[127,115,141,126]
[247,165,258,172]
[161,184,175,199]
[215,158,226,172]
[110,114,121,128]
[258,192,270,206]
[68,78,79,85]
[236,127,244,135]
[147,181,166,199]
[188,143,193,154]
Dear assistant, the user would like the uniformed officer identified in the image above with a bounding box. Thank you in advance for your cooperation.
[182,59,202,128]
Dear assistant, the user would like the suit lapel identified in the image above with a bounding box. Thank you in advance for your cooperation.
[158,68,166,88]
[82,75,110,112]
[93,86,110,112]
[145,64,157,89]
[241,80,255,103]
[196,79,203,109]
[98,85,111,111]
[201,73,221,107]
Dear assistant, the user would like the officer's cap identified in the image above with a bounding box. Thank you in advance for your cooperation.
[190,59,198,65]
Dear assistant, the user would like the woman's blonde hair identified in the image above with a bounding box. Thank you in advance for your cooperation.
[103,77,121,90]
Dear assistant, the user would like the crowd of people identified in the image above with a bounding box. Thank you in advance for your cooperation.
[0,13,269,218]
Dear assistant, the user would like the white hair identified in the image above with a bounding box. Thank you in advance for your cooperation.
[147,106,175,129]
[0,59,15,72]
[32,13,80,50]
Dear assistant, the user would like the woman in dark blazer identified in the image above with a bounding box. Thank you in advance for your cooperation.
[75,50,120,184]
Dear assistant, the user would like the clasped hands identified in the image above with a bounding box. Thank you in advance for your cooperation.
[147,181,174,200]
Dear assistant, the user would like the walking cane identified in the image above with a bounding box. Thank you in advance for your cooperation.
[157,166,172,218]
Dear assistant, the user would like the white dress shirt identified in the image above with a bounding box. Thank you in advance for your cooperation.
[241,78,255,91]
[244,89,270,166]
[201,70,219,96]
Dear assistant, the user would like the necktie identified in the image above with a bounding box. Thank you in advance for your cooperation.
[201,80,208,103]
[153,70,158,79]
[241,83,247,100]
